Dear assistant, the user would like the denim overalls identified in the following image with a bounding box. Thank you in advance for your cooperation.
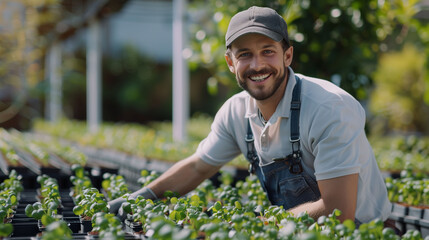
[245,76,321,210]
[245,76,362,226]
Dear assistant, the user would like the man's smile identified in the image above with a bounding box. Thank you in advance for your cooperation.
[249,73,271,82]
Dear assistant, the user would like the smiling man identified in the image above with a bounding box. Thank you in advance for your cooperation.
[110,6,393,227]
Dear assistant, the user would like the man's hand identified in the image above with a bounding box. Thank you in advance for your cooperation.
[108,197,126,215]
[108,187,158,220]
[146,154,221,198]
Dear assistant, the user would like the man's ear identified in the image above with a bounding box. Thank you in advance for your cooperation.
[284,46,293,67]
[225,54,235,73]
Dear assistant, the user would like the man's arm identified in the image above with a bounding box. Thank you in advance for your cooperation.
[146,153,222,198]
[288,173,358,222]
[109,153,221,215]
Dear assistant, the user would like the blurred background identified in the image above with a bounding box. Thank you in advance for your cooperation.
[0,0,428,137]
[1,2,428,236]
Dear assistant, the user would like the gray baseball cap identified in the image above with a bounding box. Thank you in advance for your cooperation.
[225,6,289,47]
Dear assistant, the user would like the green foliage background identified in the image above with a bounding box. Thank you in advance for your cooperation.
[370,44,429,134]
[188,0,427,99]
[187,0,429,134]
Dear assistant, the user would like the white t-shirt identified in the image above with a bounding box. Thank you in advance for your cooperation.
[196,67,392,222]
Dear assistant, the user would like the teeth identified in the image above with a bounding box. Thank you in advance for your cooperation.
[250,74,270,82]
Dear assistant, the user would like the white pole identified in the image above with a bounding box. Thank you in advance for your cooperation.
[87,19,102,133]
[172,0,189,142]
[47,41,62,122]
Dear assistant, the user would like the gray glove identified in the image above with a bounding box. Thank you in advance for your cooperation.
[108,197,126,215]
[108,187,158,220]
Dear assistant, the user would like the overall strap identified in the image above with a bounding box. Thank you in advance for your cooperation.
[290,75,301,144]
[245,119,259,174]
[289,76,303,174]
[245,75,303,175]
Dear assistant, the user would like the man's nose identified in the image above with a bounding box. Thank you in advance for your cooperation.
[250,55,265,71]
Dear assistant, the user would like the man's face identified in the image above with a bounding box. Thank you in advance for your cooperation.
[225,33,293,101]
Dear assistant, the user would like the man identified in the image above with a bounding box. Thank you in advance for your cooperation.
[109,6,392,225]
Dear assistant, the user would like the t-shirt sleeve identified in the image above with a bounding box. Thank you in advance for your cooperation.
[196,99,242,166]
[309,98,364,180]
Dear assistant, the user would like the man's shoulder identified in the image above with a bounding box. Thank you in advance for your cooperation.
[222,91,249,110]
[298,74,358,105]
[214,90,249,121]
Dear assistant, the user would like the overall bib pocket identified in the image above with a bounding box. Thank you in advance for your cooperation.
[278,175,319,210]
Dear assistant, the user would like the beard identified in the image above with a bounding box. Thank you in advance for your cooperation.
[237,66,287,101]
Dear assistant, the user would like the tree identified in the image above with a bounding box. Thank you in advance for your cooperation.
[0,0,64,127]
[369,44,429,134]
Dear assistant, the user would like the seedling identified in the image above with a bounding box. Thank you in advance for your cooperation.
[40,220,72,240]
[73,187,108,220]
[91,212,124,239]
[69,164,92,196]
[102,173,130,200]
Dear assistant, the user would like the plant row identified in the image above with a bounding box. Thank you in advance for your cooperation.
[0,162,427,239]
[22,165,135,239]
[31,118,249,168]
[371,135,429,174]
[115,170,429,240]
[0,170,23,238]
[385,165,429,208]
[0,128,87,175]
[32,119,429,173]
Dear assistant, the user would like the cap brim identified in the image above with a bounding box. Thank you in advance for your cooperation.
[226,26,283,47]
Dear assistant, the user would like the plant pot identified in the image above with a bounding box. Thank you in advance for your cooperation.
[37,220,45,232]
[419,218,429,238]
[391,202,408,216]
[124,219,143,233]
[71,233,88,239]
[11,217,37,223]
[11,222,39,237]
[408,206,423,219]
[424,208,429,220]
[87,230,99,239]
[63,217,81,234]
[80,217,92,233]
[403,215,420,232]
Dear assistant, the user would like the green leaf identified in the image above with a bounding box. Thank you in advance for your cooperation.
[8,195,16,206]
[0,223,13,237]
[213,201,222,211]
[332,209,342,217]
[174,203,185,212]
[169,210,177,221]
[41,214,56,226]
[30,209,45,220]
[72,205,84,216]
[47,201,58,211]
[122,202,131,213]
[170,197,178,204]
[25,204,34,217]
[343,219,355,231]
[234,201,242,210]
[317,215,326,225]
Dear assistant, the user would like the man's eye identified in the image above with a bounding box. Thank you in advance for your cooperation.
[238,53,250,58]
[264,50,273,54]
